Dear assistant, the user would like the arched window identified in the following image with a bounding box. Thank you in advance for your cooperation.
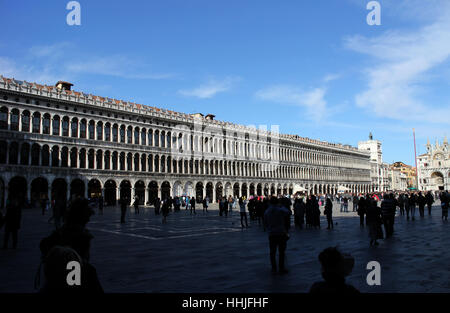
[161,131,165,148]
[10,109,19,131]
[9,142,18,164]
[134,127,140,145]
[155,130,159,147]
[20,143,30,165]
[112,124,118,142]
[41,145,50,166]
[71,118,78,137]
[51,146,59,167]
[88,149,95,169]
[31,144,40,166]
[43,114,51,134]
[127,126,132,144]
[79,148,86,168]
[104,123,111,141]
[148,129,153,146]
[22,110,30,132]
[61,147,69,167]
[32,112,41,133]
[88,120,95,140]
[62,117,69,136]
[80,119,87,138]
[120,125,125,143]
[97,122,103,140]
[0,107,8,129]
[141,128,146,146]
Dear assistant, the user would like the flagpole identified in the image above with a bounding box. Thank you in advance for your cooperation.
[413,128,418,190]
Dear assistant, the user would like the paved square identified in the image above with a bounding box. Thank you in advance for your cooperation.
[1,202,449,293]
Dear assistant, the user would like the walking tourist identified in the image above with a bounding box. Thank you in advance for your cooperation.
[264,197,291,274]
[425,191,434,216]
[239,197,248,228]
[366,197,383,246]
[324,197,333,229]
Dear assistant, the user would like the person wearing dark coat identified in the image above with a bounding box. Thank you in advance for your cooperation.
[305,196,313,228]
[417,192,426,218]
[408,193,416,221]
[397,194,405,216]
[154,197,161,215]
[381,194,395,238]
[357,196,366,227]
[293,198,305,229]
[366,198,383,246]
[324,198,333,229]
[120,197,128,223]
[425,191,434,215]
[2,198,22,249]
[440,191,449,221]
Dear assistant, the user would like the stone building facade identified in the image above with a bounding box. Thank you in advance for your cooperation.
[417,138,449,191]
[0,76,371,208]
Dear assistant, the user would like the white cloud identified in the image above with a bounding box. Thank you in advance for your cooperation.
[345,7,450,125]
[178,77,240,99]
[255,85,327,121]
[323,73,341,83]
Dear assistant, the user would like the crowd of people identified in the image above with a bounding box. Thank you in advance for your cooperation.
[0,187,449,293]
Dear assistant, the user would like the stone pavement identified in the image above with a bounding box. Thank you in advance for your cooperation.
[0,201,449,293]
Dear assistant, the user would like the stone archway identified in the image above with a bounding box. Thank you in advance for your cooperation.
[104,180,117,206]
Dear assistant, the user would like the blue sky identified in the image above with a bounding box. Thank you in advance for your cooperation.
[1,0,449,165]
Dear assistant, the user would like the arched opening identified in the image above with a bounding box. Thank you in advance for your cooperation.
[257,183,262,196]
[104,180,117,206]
[161,181,171,201]
[41,145,50,166]
[270,185,275,196]
[8,176,27,203]
[0,107,8,129]
[70,179,85,200]
[173,181,182,197]
[51,178,67,202]
[135,180,145,205]
[20,142,30,165]
[249,183,255,196]
[88,179,102,199]
[242,183,248,198]
[31,177,48,209]
[206,182,214,201]
[120,180,131,204]
[31,143,40,166]
[431,172,445,190]
[148,181,158,205]
[196,182,204,201]
[215,182,223,202]
[184,181,194,197]
[233,183,240,197]
[224,182,232,197]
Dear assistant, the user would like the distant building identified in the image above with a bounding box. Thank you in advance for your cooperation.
[390,162,417,190]
[417,137,449,191]
[388,162,409,191]
[358,133,389,192]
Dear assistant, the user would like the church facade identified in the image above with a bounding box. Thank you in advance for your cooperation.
[417,138,450,191]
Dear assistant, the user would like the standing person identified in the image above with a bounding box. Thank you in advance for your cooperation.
[239,197,248,228]
[404,194,411,220]
[228,195,234,217]
[366,197,383,246]
[409,193,416,221]
[219,197,225,216]
[440,191,449,221]
[256,198,266,229]
[398,194,405,216]
[190,196,196,215]
[134,196,140,214]
[161,200,170,223]
[380,194,395,239]
[417,192,426,218]
[154,197,161,215]
[425,191,434,215]
[352,195,359,212]
[264,197,291,274]
[202,197,208,214]
[357,196,366,227]
[120,197,128,224]
[2,197,22,249]
[324,197,333,230]
[343,197,349,213]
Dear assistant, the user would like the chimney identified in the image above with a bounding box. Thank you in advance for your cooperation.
[205,114,215,120]
[55,81,73,91]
